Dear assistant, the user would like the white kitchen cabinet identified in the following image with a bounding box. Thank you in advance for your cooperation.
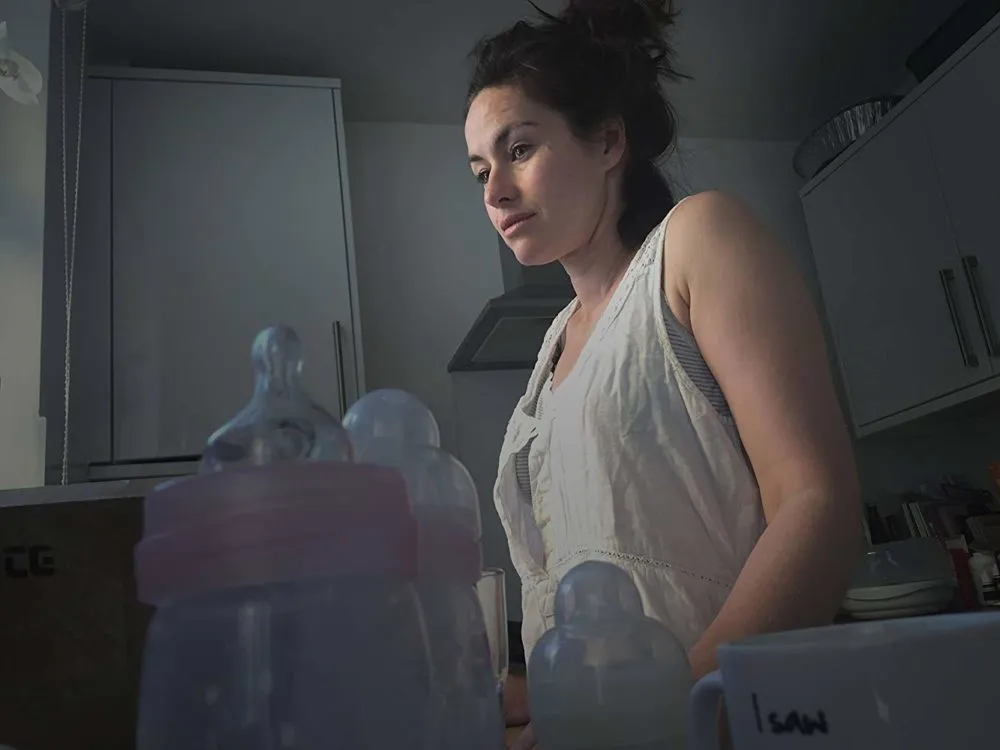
[802,102,992,428]
[92,68,363,466]
[40,77,115,480]
[920,28,1000,369]
[800,15,1000,434]
[107,70,364,463]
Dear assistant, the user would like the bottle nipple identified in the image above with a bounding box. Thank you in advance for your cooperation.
[200,324,352,472]
[343,389,480,535]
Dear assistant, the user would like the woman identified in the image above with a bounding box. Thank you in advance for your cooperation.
[464,0,862,746]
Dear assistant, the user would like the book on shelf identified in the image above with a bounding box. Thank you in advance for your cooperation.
[869,483,999,546]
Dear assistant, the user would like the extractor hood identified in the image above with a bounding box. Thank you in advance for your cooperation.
[448,234,575,372]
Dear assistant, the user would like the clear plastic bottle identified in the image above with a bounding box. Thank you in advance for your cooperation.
[344,389,503,748]
[134,327,440,750]
[528,561,694,750]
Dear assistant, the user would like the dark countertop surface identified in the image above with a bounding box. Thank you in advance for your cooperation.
[0,477,164,508]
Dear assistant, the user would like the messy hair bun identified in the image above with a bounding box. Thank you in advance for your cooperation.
[466,0,685,249]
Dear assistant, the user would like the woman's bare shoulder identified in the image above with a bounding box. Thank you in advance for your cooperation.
[660,190,782,325]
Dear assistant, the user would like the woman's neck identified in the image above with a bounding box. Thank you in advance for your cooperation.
[561,222,632,320]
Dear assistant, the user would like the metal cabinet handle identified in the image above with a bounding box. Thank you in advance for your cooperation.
[961,255,999,358]
[332,320,348,417]
[939,268,979,368]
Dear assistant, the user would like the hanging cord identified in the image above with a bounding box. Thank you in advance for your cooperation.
[60,4,88,484]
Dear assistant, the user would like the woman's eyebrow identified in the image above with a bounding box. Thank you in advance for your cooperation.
[469,120,539,163]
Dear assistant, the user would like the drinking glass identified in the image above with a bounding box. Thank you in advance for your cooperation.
[476,567,509,699]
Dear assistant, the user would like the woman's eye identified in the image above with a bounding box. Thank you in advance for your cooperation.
[476,169,490,185]
[511,144,531,160]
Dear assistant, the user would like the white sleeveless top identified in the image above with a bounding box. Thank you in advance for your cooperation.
[493,201,766,661]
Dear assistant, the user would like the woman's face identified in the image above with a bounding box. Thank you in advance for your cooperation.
[465,84,624,266]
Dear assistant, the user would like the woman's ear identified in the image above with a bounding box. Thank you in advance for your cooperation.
[600,117,627,170]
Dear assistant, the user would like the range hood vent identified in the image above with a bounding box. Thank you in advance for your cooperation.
[448,235,574,372]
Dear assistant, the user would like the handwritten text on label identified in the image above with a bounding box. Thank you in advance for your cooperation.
[752,693,830,736]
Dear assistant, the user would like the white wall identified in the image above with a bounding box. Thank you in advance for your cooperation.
[0,3,50,489]
[667,138,816,289]
[343,122,503,454]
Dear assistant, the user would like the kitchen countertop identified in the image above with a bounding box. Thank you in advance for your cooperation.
[0,477,164,508]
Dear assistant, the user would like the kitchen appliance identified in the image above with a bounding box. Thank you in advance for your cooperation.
[449,234,574,372]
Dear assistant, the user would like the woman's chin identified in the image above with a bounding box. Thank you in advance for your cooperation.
[509,241,557,267]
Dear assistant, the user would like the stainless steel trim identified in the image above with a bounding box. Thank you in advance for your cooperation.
[939,268,979,368]
[961,255,999,358]
[86,459,199,482]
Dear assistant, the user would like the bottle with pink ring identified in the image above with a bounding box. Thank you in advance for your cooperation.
[133,324,502,750]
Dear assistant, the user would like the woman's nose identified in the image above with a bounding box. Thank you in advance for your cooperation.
[485,169,517,208]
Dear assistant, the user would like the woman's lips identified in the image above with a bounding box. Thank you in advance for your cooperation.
[500,213,535,235]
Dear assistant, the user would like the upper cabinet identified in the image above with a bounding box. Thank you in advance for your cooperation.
[802,15,1000,435]
[802,104,990,427]
[44,69,365,478]
[920,29,1000,366]
[111,75,362,463]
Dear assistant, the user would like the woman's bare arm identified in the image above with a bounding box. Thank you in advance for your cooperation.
[663,191,863,678]
[503,669,531,726]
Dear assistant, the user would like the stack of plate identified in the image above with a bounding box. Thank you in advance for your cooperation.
[842,538,957,621]
[843,578,956,620]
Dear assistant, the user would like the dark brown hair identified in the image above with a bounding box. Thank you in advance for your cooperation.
[466,0,685,250]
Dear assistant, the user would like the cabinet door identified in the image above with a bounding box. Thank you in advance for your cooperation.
[112,78,358,462]
[921,27,1000,366]
[802,104,990,427]
[40,77,114,478]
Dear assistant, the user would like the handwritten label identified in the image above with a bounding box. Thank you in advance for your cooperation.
[752,693,829,736]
